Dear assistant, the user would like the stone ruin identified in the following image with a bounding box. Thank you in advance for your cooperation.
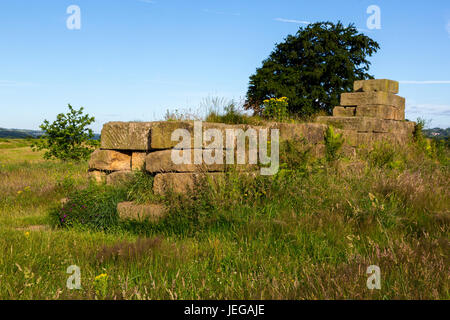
[87,79,415,220]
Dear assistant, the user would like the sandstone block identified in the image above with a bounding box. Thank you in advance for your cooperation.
[101,122,159,151]
[146,149,226,173]
[356,105,403,120]
[117,201,166,222]
[353,79,399,94]
[88,170,106,184]
[270,122,326,144]
[340,92,405,109]
[132,152,147,171]
[153,172,258,195]
[150,121,258,150]
[333,106,356,117]
[89,149,131,171]
[106,171,134,186]
[316,116,413,134]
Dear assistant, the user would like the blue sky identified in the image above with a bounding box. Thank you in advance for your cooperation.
[1,0,449,132]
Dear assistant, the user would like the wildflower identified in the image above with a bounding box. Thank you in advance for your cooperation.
[24,232,30,238]
[17,190,23,195]
[95,273,108,281]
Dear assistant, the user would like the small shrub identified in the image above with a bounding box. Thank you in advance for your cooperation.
[279,138,312,172]
[324,125,343,161]
[93,273,109,299]
[262,97,289,121]
[49,184,127,230]
[32,104,99,161]
[368,142,397,168]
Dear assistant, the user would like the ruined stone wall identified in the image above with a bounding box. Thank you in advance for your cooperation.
[88,79,415,198]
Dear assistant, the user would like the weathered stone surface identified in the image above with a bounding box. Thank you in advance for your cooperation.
[356,105,403,120]
[89,149,131,171]
[132,152,147,171]
[88,170,106,184]
[340,92,405,109]
[270,122,326,144]
[150,121,260,150]
[101,122,159,151]
[334,129,411,147]
[146,149,225,173]
[353,79,399,94]
[316,116,414,134]
[117,201,166,221]
[106,171,134,185]
[153,172,258,195]
[333,106,356,117]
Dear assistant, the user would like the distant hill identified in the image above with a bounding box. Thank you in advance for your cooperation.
[0,128,100,140]
[0,128,43,139]
[423,127,450,141]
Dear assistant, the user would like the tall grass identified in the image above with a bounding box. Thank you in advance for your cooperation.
[0,135,448,299]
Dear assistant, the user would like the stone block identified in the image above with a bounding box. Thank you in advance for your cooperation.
[146,149,226,173]
[153,172,258,195]
[88,170,106,184]
[316,116,413,134]
[353,79,399,94]
[340,92,405,109]
[132,152,147,171]
[117,201,166,222]
[356,105,403,120]
[101,122,158,151]
[270,122,326,144]
[106,171,134,186]
[150,121,260,150]
[333,106,356,117]
[88,149,131,171]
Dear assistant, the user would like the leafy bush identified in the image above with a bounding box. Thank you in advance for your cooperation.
[32,104,98,161]
[49,184,127,230]
[262,97,289,121]
[324,125,344,161]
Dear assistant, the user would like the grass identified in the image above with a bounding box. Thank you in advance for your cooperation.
[0,138,448,299]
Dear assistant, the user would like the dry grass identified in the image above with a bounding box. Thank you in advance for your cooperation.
[0,139,448,299]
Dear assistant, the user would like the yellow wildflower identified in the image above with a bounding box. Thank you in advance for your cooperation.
[95,273,108,281]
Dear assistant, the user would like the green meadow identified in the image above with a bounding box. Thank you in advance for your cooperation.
[0,137,448,299]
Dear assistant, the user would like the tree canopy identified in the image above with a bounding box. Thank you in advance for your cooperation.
[245,21,380,116]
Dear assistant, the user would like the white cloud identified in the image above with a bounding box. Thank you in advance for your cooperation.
[274,18,310,25]
[407,103,450,116]
[400,80,450,84]
[406,103,450,128]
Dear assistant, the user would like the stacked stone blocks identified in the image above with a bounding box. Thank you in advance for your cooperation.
[87,79,415,220]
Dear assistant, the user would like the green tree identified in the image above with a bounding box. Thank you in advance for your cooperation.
[32,104,98,161]
[245,21,380,116]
